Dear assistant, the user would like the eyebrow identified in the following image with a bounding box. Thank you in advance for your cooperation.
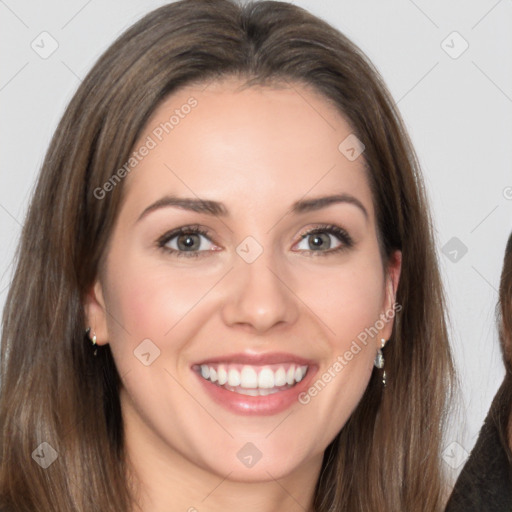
[136,193,368,223]
[292,194,368,219]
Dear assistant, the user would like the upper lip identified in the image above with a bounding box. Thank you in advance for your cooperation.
[192,352,316,367]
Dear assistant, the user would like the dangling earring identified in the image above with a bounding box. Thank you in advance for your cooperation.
[85,326,98,357]
[374,338,386,386]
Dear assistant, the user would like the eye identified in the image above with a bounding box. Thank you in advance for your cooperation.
[156,224,353,258]
[294,224,353,255]
[157,226,218,257]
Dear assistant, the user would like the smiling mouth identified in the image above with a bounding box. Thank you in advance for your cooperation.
[192,362,309,396]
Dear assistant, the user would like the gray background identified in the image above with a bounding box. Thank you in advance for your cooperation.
[1,0,511,480]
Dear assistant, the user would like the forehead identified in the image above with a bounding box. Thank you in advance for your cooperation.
[120,78,374,222]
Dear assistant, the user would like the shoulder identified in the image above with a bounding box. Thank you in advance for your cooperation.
[445,376,512,512]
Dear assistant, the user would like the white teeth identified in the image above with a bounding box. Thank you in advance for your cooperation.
[274,366,286,387]
[217,365,228,385]
[227,368,241,387]
[240,366,258,388]
[197,362,309,391]
[223,386,282,396]
[258,368,275,388]
[200,364,210,380]
[242,388,259,396]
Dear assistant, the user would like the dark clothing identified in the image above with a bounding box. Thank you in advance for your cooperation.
[445,374,512,511]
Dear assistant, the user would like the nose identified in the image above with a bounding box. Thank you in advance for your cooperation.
[220,248,300,334]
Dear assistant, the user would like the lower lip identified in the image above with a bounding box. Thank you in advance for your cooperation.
[193,366,317,416]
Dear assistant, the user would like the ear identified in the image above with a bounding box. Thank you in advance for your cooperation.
[380,249,402,341]
[83,279,109,346]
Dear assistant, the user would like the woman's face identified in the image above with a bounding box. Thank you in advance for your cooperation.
[86,78,401,484]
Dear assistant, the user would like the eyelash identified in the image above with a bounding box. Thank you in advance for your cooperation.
[156,224,354,258]
[156,225,213,259]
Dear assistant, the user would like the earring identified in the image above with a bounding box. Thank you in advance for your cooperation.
[85,326,98,357]
[374,338,386,386]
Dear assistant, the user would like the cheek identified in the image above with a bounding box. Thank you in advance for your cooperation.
[295,257,386,347]
[104,253,221,341]
[300,268,383,435]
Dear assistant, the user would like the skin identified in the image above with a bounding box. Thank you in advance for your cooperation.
[85,78,401,512]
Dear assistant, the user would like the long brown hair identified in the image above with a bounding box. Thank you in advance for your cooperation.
[499,233,512,371]
[0,1,454,510]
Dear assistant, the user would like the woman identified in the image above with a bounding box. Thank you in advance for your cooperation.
[0,1,454,510]
[445,233,512,511]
